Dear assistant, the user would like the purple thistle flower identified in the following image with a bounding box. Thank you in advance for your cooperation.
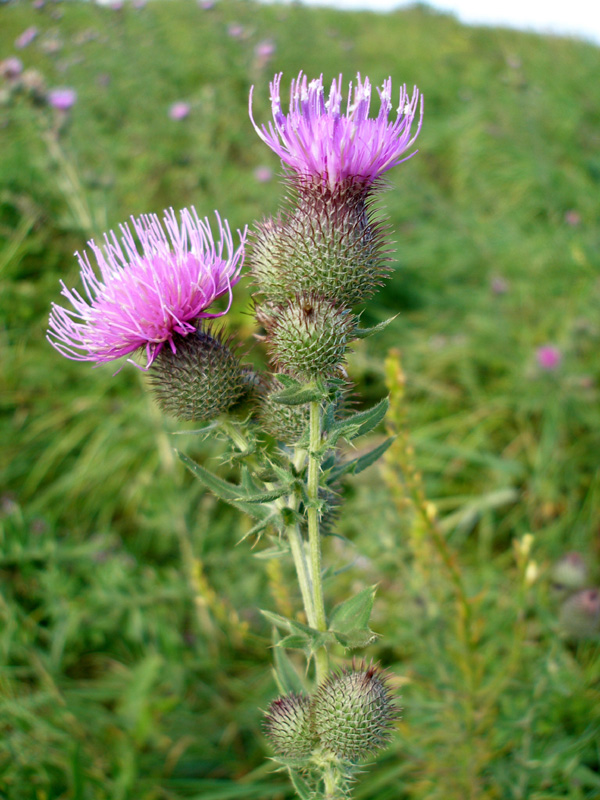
[15,26,39,49]
[169,101,191,120]
[48,208,246,370]
[48,87,77,110]
[249,71,423,188]
[536,345,562,371]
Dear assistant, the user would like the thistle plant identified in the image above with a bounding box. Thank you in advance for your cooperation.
[48,70,423,799]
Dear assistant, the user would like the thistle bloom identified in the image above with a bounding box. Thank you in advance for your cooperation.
[249,71,423,188]
[48,208,246,369]
[48,87,77,111]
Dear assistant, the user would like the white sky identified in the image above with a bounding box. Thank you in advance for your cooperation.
[267,0,600,46]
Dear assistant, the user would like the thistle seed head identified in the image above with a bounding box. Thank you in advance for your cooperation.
[313,663,399,763]
[263,693,317,759]
[267,294,355,380]
[149,326,248,421]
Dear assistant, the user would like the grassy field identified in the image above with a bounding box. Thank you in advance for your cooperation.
[1,0,600,798]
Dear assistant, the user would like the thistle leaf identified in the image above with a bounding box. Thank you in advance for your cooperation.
[354,315,398,339]
[327,437,395,482]
[328,397,389,444]
[271,384,324,406]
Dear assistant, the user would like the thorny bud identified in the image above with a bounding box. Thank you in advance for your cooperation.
[266,293,355,380]
[551,552,589,594]
[149,327,249,422]
[263,693,317,759]
[313,663,398,763]
[258,377,310,444]
[559,588,600,640]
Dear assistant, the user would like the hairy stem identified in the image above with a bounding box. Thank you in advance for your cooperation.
[308,400,329,685]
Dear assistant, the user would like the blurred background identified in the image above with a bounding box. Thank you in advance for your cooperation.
[1,1,599,798]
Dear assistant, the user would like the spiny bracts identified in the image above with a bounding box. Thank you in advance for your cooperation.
[263,693,317,759]
[266,293,355,380]
[250,181,390,308]
[149,326,248,422]
[313,663,398,762]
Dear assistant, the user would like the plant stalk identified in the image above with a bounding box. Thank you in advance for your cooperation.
[308,400,329,685]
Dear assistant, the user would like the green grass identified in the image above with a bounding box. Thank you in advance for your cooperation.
[1,0,600,797]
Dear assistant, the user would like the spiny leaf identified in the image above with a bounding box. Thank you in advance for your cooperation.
[327,397,389,444]
[327,437,395,482]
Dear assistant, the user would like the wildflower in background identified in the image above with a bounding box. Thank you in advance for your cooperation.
[228,24,244,39]
[48,208,246,369]
[254,39,276,69]
[48,87,77,110]
[249,71,422,189]
[536,344,562,371]
[0,57,23,81]
[15,26,39,49]
[565,209,581,226]
[169,101,191,120]
[490,275,509,295]
[254,165,273,183]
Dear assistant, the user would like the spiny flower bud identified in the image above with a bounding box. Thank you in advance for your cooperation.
[267,294,355,380]
[559,588,600,640]
[551,552,589,594]
[149,327,248,422]
[313,663,398,763]
[258,378,310,444]
[263,693,317,759]
[251,216,289,303]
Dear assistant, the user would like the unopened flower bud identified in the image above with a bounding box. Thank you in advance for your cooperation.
[267,294,355,380]
[258,378,310,443]
[313,663,398,762]
[263,693,316,759]
[559,589,600,640]
[551,552,589,594]
[149,327,248,422]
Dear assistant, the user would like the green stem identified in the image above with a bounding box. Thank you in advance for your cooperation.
[286,521,317,629]
[308,400,329,685]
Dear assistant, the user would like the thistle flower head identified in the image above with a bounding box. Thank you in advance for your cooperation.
[48,208,246,370]
[266,293,355,380]
[313,662,398,763]
[250,71,422,189]
[149,326,249,422]
[559,588,600,640]
[263,693,316,759]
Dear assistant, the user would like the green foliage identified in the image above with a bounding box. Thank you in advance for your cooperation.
[1,0,600,797]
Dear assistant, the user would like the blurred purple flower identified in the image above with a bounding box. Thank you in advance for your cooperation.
[490,275,509,295]
[228,24,244,38]
[565,209,581,226]
[0,57,24,81]
[33,0,46,8]
[250,71,423,188]
[536,345,562,371]
[169,101,191,120]
[15,27,39,49]
[198,0,214,7]
[254,165,273,183]
[48,87,77,110]
[254,39,275,67]
[47,208,246,369]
